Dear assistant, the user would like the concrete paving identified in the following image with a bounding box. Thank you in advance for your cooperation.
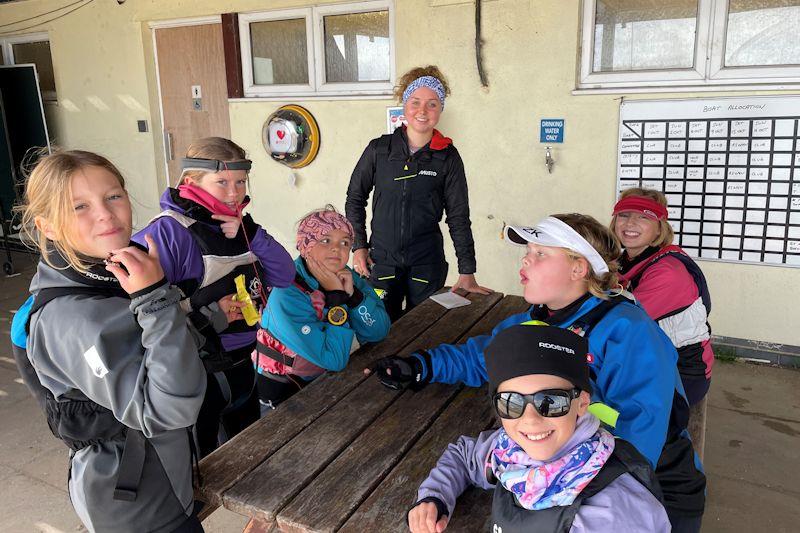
[1,250,798,532]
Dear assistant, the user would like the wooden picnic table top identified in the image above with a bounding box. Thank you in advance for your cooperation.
[197,291,529,532]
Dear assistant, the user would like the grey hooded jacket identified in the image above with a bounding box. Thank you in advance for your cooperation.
[27,262,207,533]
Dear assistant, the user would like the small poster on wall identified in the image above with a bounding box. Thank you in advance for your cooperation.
[387,106,406,134]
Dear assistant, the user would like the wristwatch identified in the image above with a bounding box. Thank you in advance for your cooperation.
[327,305,348,326]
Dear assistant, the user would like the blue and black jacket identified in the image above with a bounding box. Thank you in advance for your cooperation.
[410,293,706,517]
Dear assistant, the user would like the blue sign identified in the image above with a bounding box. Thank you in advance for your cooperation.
[540,119,565,143]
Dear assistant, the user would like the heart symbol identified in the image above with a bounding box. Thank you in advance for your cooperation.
[276,130,285,140]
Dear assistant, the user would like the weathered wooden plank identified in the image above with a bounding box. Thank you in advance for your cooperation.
[197,296,449,507]
[339,295,529,532]
[443,486,494,532]
[275,293,510,532]
[338,386,494,533]
[223,292,503,521]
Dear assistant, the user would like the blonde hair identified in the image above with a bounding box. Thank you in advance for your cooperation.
[553,213,621,299]
[181,137,248,184]
[394,65,451,104]
[18,149,126,273]
[610,188,674,248]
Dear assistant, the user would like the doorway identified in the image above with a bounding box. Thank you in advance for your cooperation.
[153,19,231,186]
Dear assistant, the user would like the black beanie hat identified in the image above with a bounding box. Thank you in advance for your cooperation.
[485,325,592,395]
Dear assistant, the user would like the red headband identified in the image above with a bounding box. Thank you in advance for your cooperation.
[612,196,668,220]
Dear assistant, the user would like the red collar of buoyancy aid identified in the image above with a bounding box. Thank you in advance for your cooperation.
[401,125,453,151]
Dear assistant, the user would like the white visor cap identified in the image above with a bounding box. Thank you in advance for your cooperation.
[504,217,610,275]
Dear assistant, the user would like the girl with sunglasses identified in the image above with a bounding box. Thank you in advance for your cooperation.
[611,187,713,406]
[135,137,295,456]
[372,213,705,532]
[408,325,669,533]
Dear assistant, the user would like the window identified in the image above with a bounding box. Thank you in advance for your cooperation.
[239,1,394,97]
[579,0,800,89]
[0,32,57,99]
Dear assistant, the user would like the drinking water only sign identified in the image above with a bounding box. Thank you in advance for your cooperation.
[540,119,565,143]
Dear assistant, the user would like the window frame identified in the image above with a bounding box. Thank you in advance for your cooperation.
[0,32,56,100]
[578,0,800,91]
[239,0,394,98]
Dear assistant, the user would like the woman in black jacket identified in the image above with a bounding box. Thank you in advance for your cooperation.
[345,65,491,320]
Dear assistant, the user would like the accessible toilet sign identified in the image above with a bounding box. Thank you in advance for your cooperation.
[540,119,565,143]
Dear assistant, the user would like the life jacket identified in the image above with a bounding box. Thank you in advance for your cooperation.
[489,439,663,533]
[151,208,267,371]
[19,286,176,502]
[529,295,705,516]
[252,273,327,378]
[623,245,712,378]
[370,130,454,266]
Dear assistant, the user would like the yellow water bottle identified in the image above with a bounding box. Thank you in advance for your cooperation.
[233,274,260,326]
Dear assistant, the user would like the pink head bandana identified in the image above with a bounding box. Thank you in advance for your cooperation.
[296,209,354,257]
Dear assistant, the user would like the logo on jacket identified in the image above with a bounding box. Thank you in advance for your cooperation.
[249,277,262,301]
[358,305,375,326]
[301,325,311,335]
[83,345,109,378]
[418,170,437,176]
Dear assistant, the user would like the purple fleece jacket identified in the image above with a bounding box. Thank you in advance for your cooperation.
[133,189,295,351]
[416,414,671,532]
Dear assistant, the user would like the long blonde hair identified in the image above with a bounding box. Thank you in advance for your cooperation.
[18,149,126,272]
[610,187,674,248]
[181,137,248,184]
[553,213,621,299]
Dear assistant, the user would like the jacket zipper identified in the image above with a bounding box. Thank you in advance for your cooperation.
[399,155,412,264]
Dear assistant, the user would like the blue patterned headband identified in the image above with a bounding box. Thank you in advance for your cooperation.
[402,76,445,110]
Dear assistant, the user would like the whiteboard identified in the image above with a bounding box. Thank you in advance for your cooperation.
[617,96,800,268]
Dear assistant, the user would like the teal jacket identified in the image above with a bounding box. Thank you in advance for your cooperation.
[260,256,391,372]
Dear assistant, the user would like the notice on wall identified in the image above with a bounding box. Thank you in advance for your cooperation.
[617,97,800,267]
[540,118,565,143]
[387,106,406,134]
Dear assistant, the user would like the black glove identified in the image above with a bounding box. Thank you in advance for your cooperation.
[372,351,432,391]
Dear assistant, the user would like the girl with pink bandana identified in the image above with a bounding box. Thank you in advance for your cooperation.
[252,205,390,411]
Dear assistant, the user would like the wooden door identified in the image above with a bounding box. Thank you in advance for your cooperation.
[155,24,231,185]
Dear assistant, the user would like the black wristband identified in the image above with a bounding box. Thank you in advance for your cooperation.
[324,290,350,307]
[240,214,259,239]
[346,286,364,307]
[412,497,449,520]
[129,278,168,300]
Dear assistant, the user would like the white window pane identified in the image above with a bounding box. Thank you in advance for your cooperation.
[12,41,55,93]
[592,0,698,72]
[725,0,800,66]
[250,18,308,85]
[323,10,390,83]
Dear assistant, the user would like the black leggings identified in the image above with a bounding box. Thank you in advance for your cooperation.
[256,373,309,414]
[195,360,259,457]
[369,261,448,321]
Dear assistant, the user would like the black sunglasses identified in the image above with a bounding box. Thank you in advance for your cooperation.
[493,388,581,419]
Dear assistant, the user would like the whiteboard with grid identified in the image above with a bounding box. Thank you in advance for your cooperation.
[617,97,800,267]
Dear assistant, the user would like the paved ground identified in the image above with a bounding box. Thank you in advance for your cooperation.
[1,250,798,532]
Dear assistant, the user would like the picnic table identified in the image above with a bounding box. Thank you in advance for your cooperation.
[196,291,529,532]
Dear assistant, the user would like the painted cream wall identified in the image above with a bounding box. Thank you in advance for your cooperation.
[0,0,797,346]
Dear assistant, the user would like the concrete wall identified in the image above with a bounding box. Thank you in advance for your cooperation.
[1,0,797,346]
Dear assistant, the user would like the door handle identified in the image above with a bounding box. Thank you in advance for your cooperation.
[164,131,174,161]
